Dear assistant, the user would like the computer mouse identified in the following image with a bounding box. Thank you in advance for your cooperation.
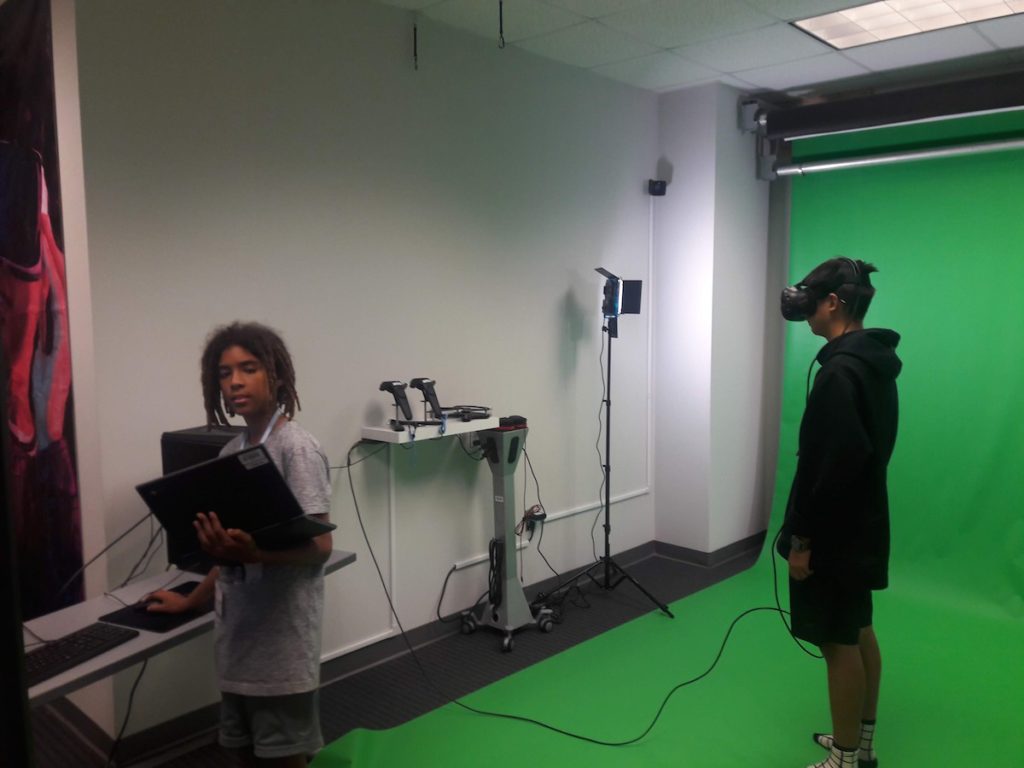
[133,597,157,612]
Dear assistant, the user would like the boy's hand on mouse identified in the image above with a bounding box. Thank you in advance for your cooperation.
[195,512,260,563]
[143,590,188,613]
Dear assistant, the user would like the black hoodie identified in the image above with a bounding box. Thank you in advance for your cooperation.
[777,328,902,590]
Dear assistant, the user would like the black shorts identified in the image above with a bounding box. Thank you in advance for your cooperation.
[789,574,873,646]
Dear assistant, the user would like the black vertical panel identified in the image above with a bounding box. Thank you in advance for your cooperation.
[1,348,35,767]
[764,71,1024,141]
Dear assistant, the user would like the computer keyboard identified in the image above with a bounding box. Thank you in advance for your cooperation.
[24,621,139,688]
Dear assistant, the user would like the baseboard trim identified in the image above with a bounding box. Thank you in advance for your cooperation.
[654,530,767,568]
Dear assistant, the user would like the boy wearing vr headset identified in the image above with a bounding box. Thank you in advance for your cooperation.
[778,258,901,768]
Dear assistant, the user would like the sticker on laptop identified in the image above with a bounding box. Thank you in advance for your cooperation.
[238,450,270,470]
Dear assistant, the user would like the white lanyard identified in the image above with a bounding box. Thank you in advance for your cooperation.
[241,410,281,449]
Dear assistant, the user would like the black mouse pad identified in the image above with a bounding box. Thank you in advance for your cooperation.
[99,581,207,633]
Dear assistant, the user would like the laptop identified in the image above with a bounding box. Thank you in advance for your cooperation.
[136,445,335,569]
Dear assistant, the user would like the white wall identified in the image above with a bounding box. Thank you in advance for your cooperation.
[709,85,771,551]
[652,85,716,551]
[652,83,772,553]
[71,0,659,734]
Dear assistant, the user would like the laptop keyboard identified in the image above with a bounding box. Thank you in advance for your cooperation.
[24,621,139,688]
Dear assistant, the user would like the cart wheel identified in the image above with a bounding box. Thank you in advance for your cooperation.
[539,618,554,633]
[501,635,514,653]
[460,614,477,635]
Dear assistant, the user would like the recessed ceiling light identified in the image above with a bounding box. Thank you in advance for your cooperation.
[793,1,1024,49]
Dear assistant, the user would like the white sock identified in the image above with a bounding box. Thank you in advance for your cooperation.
[859,719,877,761]
[816,720,877,762]
[807,744,859,768]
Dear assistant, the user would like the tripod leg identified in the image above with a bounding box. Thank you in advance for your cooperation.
[607,559,675,619]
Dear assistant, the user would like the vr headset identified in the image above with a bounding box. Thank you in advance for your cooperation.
[780,282,830,321]
[780,258,865,322]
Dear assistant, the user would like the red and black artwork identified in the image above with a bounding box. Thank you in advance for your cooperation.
[1,0,84,619]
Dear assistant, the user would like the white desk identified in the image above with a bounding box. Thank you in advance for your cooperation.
[24,549,356,707]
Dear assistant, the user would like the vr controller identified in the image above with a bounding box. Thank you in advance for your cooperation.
[380,378,490,428]
[410,378,443,419]
[379,381,413,421]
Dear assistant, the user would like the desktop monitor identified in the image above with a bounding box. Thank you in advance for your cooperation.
[159,425,243,572]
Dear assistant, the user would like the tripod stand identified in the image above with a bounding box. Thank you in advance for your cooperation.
[540,318,674,619]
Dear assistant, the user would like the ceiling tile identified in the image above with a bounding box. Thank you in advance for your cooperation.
[367,0,1024,95]
[734,52,871,89]
[515,21,661,68]
[842,25,995,69]
[974,12,1024,46]
[743,0,862,22]
[423,0,581,43]
[601,0,777,49]
[543,0,661,18]
[592,51,720,90]
[718,73,763,92]
[674,21,832,71]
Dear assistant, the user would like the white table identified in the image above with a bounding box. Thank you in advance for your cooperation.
[24,549,356,706]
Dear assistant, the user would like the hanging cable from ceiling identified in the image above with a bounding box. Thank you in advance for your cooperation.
[498,1,506,49]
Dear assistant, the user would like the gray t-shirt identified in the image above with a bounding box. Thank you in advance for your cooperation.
[214,420,331,696]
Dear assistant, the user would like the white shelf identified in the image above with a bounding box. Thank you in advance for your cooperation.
[361,417,499,444]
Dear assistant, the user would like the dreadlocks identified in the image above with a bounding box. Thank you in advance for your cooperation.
[200,322,301,427]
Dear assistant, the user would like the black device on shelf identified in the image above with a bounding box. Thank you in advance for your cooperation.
[159,425,244,572]
[409,378,443,418]
[408,378,490,422]
[161,424,244,475]
[24,622,140,689]
[379,381,414,421]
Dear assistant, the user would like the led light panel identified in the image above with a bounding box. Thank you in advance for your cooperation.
[794,1,1024,49]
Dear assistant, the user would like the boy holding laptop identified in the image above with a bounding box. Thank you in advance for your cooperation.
[148,322,332,767]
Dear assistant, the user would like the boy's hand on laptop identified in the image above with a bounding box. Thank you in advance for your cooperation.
[195,511,260,563]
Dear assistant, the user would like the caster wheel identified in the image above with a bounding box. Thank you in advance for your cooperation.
[460,614,477,635]
[501,636,514,653]
[539,618,553,633]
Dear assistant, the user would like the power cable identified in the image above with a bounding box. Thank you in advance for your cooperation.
[345,438,821,747]
[104,659,148,768]
[56,512,154,597]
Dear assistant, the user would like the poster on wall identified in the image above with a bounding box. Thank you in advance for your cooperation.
[1,0,84,619]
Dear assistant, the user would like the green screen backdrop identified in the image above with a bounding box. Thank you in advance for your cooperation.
[779,112,1024,620]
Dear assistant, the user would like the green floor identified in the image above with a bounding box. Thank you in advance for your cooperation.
[312,550,1023,767]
